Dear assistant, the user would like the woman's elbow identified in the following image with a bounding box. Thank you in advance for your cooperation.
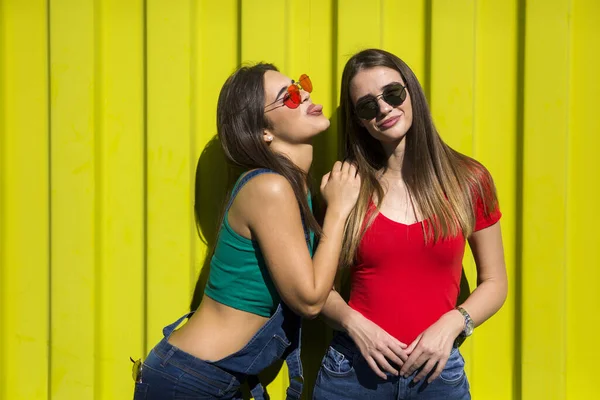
[297,303,323,319]
[492,275,509,309]
[500,278,509,305]
[287,299,324,319]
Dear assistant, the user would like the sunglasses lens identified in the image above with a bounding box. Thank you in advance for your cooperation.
[355,100,379,120]
[355,84,407,120]
[382,85,407,106]
[299,74,313,93]
[284,86,301,109]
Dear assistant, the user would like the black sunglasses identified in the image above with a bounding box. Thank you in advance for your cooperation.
[354,83,407,120]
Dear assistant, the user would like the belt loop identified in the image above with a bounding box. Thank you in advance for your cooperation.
[159,347,177,367]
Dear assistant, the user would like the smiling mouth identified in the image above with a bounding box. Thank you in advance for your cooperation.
[378,115,401,129]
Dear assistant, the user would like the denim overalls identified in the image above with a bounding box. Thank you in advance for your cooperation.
[133,169,309,399]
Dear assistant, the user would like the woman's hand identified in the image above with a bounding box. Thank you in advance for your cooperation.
[346,311,412,379]
[399,310,464,383]
[320,161,361,217]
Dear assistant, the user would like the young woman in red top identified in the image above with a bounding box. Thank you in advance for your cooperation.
[313,49,508,400]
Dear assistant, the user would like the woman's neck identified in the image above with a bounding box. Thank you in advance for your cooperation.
[271,142,313,174]
[381,137,406,180]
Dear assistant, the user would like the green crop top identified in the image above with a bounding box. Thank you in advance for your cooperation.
[204,169,315,317]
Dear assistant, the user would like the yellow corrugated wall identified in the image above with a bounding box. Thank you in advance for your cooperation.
[0,0,598,399]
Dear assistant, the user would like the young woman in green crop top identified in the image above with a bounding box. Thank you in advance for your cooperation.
[134,63,361,399]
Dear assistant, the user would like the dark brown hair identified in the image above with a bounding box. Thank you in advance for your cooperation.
[216,63,320,235]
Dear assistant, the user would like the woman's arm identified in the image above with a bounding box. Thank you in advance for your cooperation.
[236,162,360,318]
[458,222,508,325]
[400,222,508,383]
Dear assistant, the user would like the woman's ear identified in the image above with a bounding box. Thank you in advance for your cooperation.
[263,130,274,143]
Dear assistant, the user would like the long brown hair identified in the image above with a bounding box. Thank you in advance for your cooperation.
[339,49,498,267]
[216,63,321,235]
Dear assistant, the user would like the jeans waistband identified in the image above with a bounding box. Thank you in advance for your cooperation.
[151,337,243,385]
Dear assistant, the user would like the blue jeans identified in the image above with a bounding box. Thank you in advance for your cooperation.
[313,333,470,400]
[133,303,303,400]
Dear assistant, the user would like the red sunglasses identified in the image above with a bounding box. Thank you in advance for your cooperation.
[265,74,313,112]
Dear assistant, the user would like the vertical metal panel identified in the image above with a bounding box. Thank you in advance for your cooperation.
[145,0,194,350]
[522,0,571,399]
[0,1,49,399]
[95,1,145,398]
[566,0,600,398]
[49,0,97,398]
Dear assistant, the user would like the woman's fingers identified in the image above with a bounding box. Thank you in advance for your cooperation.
[320,172,331,191]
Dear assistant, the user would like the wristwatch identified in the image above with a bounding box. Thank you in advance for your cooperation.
[457,306,474,337]
[453,307,474,348]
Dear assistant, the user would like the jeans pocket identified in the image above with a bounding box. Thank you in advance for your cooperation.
[321,345,355,377]
[143,363,180,384]
[173,371,233,399]
[439,348,466,385]
[172,361,239,400]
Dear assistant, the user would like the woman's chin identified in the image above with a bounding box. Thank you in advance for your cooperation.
[315,117,332,132]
